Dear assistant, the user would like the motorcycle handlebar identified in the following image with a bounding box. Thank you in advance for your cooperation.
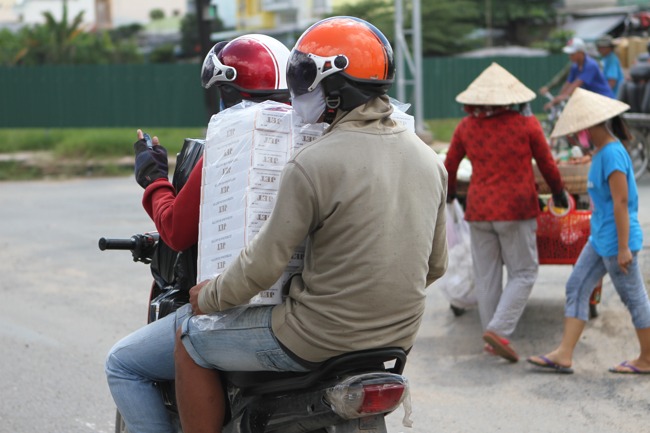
[98,232,159,264]
[98,237,137,251]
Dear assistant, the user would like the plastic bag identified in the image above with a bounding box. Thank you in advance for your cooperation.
[436,199,477,309]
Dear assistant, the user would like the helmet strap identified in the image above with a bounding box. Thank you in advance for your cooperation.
[324,94,341,124]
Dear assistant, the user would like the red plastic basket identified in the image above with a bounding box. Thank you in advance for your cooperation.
[536,209,591,265]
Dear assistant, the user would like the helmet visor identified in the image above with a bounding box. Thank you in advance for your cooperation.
[201,42,237,89]
[287,50,348,97]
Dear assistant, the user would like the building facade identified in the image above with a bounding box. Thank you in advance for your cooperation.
[0,0,18,23]
[11,0,187,28]
[212,0,332,45]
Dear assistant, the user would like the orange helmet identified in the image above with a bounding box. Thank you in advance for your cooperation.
[287,16,395,113]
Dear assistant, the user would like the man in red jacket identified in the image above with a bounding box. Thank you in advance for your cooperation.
[105,34,292,433]
[132,34,292,252]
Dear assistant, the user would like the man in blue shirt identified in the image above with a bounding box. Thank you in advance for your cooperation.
[596,35,624,97]
[545,37,614,110]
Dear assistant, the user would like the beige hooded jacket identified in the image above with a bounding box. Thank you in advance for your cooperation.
[199,95,448,362]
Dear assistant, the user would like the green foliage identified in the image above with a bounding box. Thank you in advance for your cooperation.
[476,0,556,24]
[531,29,575,54]
[0,128,206,157]
[150,9,165,21]
[420,0,479,55]
[332,0,478,56]
[109,23,144,41]
[40,6,86,63]
[1,3,143,66]
[0,28,27,66]
[180,13,201,58]
[332,0,393,35]
[426,118,460,143]
[0,129,63,152]
[14,6,86,64]
[470,0,557,45]
[179,13,225,58]
[149,44,177,63]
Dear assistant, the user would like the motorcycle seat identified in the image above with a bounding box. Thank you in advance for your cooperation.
[224,346,407,396]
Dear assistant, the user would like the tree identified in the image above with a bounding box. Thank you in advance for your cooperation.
[29,5,86,64]
[331,0,479,56]
[109,23,144,41]
[471,0,557,46]
[3,3,143,66]
[0,28,28,66]
[150,9,165,20]
[531,28,574,54]
[179,12,224,59]
[419,0,480,55]
[149,44,176,63]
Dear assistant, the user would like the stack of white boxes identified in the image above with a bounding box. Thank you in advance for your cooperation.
[198,100,415,305]
[198,101,306,304]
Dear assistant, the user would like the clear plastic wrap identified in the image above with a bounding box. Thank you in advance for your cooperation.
[192,304,251,332]
[198,100,307,304]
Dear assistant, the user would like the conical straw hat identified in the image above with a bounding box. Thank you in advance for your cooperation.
[455,62,536,105]
[550,88,630,138]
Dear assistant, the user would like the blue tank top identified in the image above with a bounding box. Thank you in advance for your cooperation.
[587,141,643,256]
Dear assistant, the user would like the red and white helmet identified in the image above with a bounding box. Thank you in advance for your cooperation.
[201,34,290,108]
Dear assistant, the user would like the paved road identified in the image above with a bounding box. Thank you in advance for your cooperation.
[0,178,151,433]
[386,171,650,433]
[0,172,649,433]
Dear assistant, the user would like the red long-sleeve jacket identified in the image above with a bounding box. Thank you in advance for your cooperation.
[445,111,564,221]
[142,156,203,252]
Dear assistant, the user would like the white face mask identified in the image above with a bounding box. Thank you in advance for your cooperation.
[292,84,326,125]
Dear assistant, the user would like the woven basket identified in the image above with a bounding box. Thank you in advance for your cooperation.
[534,162,590,195]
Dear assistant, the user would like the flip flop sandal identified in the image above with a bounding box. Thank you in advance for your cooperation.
[482,331,519,363]
[526,355,574,374]
[608,361,650,375]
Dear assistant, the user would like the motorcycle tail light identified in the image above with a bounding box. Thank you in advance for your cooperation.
[325,373,409,419]
[358,382,406,413]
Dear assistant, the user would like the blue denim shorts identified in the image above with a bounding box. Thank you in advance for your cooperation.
[566,241,650,328]
[180,304,310,372]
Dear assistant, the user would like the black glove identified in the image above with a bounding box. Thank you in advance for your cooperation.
[134,137,168,189]
[551,189,569,209]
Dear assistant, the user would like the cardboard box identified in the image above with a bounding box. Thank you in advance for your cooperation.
[253,130,291,152]
[200,250,240,277]
[255,105,293,132]
[391,106,416,132]
[202,166,283,195]
[249,265,303,305]
[201,101,368,299]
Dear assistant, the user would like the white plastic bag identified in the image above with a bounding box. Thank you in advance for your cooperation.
[436,199,477,309]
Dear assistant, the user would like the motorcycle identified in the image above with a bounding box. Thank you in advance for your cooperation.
[99,140,412,433]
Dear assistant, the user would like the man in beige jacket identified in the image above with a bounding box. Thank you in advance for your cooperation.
[173,17,448,433]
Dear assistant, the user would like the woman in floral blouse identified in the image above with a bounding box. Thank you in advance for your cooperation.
[444,62,567,363]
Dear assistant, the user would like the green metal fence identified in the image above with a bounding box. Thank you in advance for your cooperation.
[0,64,208,128]
[0,55,568,127]
[421,54,568,119]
